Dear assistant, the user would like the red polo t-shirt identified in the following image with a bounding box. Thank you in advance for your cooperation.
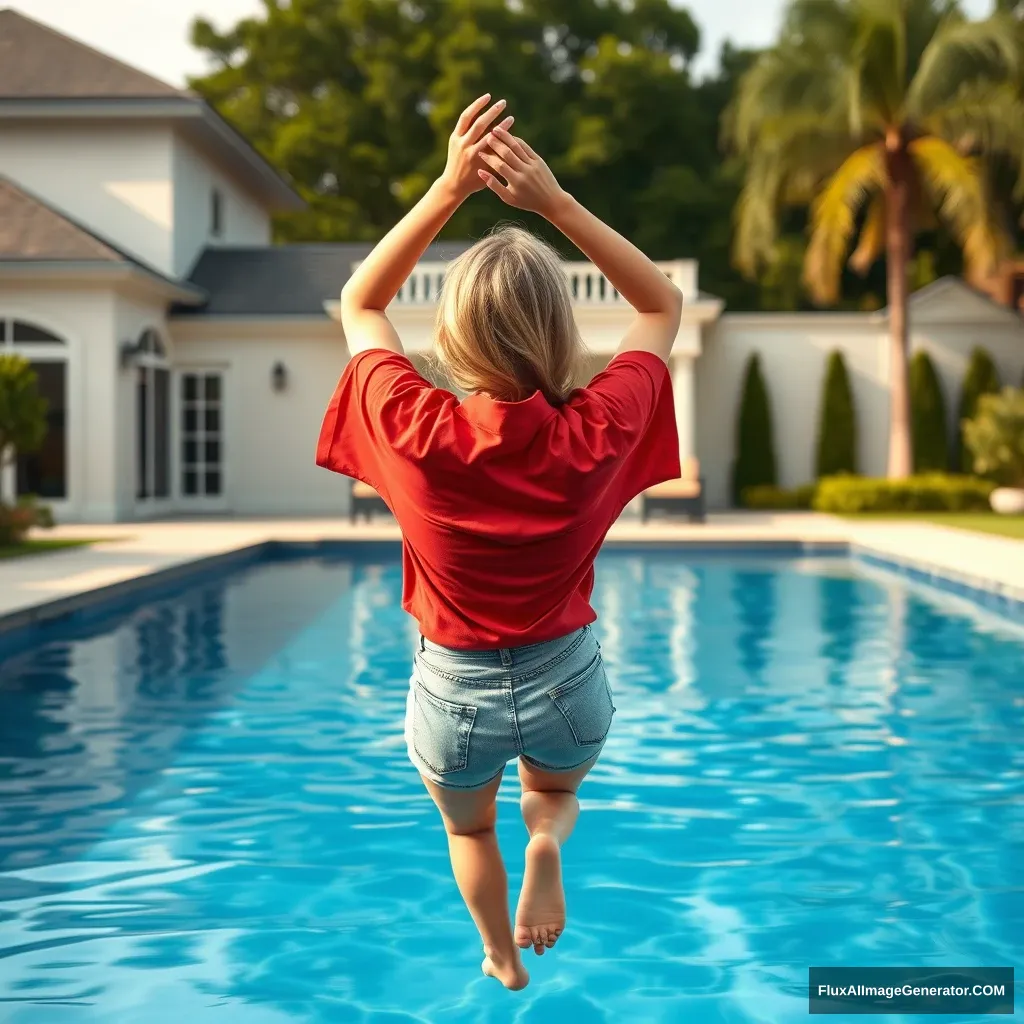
[316,347,679,649]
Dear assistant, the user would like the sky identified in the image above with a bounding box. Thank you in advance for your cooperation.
[6,0,995,85]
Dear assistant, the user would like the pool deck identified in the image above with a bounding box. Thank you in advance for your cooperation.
[1,513,1022,632]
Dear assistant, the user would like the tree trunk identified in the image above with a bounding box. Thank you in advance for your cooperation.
[884,135,913,480]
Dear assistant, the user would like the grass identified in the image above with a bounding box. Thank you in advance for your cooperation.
[843,512,1024,540]
[0,538,99,560]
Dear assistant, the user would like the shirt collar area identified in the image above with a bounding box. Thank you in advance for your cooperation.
[459,389,558,436]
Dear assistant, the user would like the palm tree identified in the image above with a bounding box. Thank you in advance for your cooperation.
[728,0,1024,478]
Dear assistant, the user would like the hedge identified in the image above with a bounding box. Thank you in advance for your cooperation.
[956,347,1000,473]
[732,353,777,505]
[815,351,857,478]
[813,474,995,513]
[742,484,817,510]
[910,350,949,473]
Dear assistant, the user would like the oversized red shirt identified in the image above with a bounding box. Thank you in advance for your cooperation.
[316,348,679,649]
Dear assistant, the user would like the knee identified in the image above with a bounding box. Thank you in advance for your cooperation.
[444,814,497,838]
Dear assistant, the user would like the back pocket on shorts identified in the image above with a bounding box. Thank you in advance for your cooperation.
[412,676,477,776]
[547,655,615,747]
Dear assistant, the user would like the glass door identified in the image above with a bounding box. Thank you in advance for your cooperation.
[178,370,226,511]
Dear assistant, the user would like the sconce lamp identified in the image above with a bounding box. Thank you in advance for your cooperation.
[271,361,288,392]
[119,338,145,369]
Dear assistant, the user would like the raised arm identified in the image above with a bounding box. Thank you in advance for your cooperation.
[479,128,682,362]
[340,95,512,357]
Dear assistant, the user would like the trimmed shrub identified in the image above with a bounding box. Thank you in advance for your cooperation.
[815,351,857,477]
[813,474,995,513]
[742,484,817,510]
[910,350,949,473]
[963,387,1024,488]
[732,353,777,505]
[956,347,1001,472]
[0,496,54,546]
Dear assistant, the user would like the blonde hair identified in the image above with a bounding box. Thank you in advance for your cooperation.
[431,226,584,405]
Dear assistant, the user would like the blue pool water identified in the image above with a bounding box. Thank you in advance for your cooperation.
[0,547,1021,1023]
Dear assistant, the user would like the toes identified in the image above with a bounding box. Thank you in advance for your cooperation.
[515,927,532,950]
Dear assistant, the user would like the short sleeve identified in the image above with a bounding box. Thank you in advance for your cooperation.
[315,348,447,501]
[572,350,680,507]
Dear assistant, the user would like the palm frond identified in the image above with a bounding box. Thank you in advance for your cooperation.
[910,134,1011,278]
[907,13,1021,120]
[922,82,1024,196]
[804,142,887,304]
[848,191,886,274]
[733,157,785,278]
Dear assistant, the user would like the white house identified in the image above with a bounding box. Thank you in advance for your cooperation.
[1,9,1022,522]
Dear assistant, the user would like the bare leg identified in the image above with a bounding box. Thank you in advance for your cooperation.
[515,755,598,955]
[420,771,529,991]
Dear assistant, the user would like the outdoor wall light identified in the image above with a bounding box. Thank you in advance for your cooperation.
[272,361,288,392]
[119,338,144,368]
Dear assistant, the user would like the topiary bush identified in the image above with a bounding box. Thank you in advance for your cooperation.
[956,347,1000,472]
[963,387,1024,488]
[0,355,50,544]
[910,350,949,473]
[732,353,777,505]
[813,474,995,513]
[815,351,858,478]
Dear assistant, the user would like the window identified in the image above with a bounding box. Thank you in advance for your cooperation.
[181,372,223,498]
[134,329,170,501]
[211,188,223,238]
[1,318,68,500]
[16,361,67,499]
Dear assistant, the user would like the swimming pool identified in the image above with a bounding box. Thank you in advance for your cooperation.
[0,546,1020,1023]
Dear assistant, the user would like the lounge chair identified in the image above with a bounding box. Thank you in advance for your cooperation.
[350,481,391,522]
[641,457,706,523]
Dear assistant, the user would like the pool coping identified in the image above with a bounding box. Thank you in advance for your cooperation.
[0,528,1020,641]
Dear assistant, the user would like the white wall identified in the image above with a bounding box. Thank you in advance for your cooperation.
[169,319,353,516]
[0,282,120,522]
[698,293,1024,509]
[172,135,272,277]
[0,123,175,274]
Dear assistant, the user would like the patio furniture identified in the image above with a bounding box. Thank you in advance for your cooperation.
[350,481,391,522]
[641,457,706,523]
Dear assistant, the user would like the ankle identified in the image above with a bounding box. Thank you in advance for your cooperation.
[484,942,520,966]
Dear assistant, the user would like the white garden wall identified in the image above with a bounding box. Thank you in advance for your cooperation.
[697,281,1024,509]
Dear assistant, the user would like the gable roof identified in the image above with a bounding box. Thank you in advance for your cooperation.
[0,176,205,301]
[903,275,1024,325]
[179,242,474,316]
[0,9,184,99]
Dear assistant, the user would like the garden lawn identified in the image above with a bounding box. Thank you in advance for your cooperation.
[0,538,98,560]
[844,513,1024,540]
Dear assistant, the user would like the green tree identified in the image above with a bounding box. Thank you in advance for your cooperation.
[910,349,950,472]
[732,353,778,504]
[0,355,47,506]
[727,0,1024,478]
[956,347,1001,471]
[816,351,858,477]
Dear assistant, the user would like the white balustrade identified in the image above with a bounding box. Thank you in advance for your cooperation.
[357,258,699,306]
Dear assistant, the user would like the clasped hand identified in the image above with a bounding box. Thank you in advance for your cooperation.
[440,94,567,220]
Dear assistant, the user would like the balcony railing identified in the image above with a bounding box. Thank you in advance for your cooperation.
[381,259,697,307]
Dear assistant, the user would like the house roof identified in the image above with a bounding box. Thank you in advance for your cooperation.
[0,9,303,212]
[0,176,125,261]
[0,9,184,99]
[178,242,474,316]
[0,176,205,301]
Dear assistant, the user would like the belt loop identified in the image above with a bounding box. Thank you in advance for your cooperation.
[419,635,426,653]
[499,648,513,667]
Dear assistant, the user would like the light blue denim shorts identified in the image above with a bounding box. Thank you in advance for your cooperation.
[404,624,615,790]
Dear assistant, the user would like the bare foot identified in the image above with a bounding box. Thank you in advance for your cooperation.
[481,946,529,990]
[515,833,565,955]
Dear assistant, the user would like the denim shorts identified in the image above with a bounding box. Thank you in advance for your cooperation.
[404,624,615,790]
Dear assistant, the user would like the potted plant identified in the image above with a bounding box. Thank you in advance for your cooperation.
[0,354,50,544]
[963,387,1024,515]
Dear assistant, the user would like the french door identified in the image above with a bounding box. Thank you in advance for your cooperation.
[177,369,227,511]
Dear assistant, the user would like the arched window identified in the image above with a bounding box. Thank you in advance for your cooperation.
[1,317,68,500]
[133,328,170,501]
